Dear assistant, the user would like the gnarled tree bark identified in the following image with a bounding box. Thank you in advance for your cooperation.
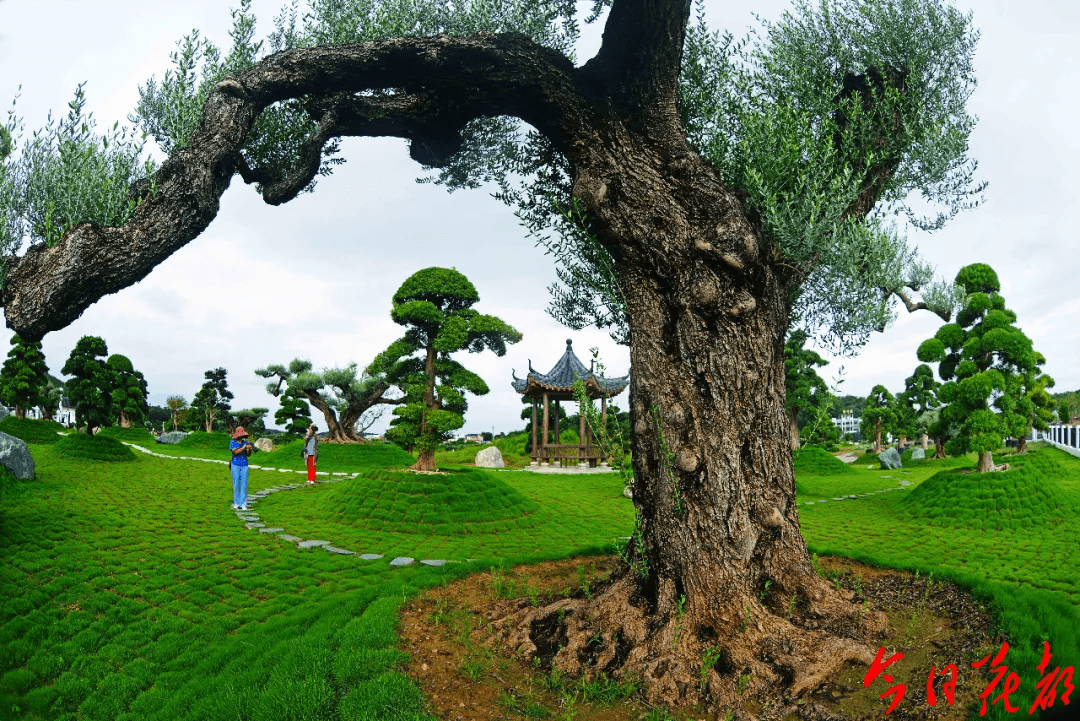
[1,0,899,708]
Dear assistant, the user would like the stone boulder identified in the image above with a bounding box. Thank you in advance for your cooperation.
[879,447,903,469]
[910,447,926,460]
[0,431,35,480]
[0,406,7,421]
[623,485,633,499]
[255,438,274,452]
[156,431,188,445]
[475,446,504,468]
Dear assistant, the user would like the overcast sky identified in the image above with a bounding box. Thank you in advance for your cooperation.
[1,0,1077,436]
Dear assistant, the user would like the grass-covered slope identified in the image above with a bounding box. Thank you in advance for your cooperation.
[313,468,541,535]
[54,434,139,462]
[898,451,1077,530]
[793,447,856,475]
[0,416,65,444]
[175,431,233,450]
[97,426,156,445]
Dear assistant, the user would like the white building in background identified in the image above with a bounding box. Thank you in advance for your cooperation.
[833,410,860,437]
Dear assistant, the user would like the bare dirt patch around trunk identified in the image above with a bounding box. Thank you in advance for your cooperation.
[398,555,1003,720]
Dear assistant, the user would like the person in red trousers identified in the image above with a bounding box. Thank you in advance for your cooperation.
[302,424,319,484]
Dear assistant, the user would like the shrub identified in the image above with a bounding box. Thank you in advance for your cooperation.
[54,434,138,463]
[0,415,65,444]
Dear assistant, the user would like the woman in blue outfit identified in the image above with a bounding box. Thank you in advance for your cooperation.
[230,426,255,510]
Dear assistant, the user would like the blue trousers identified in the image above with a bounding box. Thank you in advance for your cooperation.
[231,462,249,507]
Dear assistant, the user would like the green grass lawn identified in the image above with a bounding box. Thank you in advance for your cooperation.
[1,426,1077,720]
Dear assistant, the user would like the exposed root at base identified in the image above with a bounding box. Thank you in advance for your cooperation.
[486,567,891,711]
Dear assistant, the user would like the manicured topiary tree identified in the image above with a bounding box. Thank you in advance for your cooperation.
[189,367,233,433]
[61,336,113,434]
[372,268,522,471]
[1010,353,1054,454]
[859,385,896,453]
[917,263,1042,473]
[106,354,149,427]
[784,329,829,451]
[901,364,939,449]
[0,334,50,418]
[274,386,312,439]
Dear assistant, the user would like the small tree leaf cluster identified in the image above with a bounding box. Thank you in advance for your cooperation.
[917,263,1047,470]
[0,334,50,418]
[370,268,521,471]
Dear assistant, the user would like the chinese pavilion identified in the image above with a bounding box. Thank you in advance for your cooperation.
[511,339,629,467]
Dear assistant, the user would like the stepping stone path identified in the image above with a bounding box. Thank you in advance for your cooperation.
[119,440,610,569]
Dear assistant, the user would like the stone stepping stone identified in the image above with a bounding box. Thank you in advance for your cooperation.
[831,497,845,501]
[349,473,359,478]
[259,527,285,533]
[248,465,262,469]
[324,546,356,555]
[389,557,414,566]
[237,515,260,522]
[245,523,265,529]
[420,559,447,567]
[359,554,383,560]
[298,540,331,548]
[803,501,815,505]
[332,473,349,477]
[315,472,329,477]
[881,475,892,479]
[278,468,293,473]
[276,534,302,542]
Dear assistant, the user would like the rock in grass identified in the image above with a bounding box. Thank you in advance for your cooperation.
[0,432,35,479]
[475,446,504,468]
[298,540,331,548]
[911,447,926,460]
[390,557,415,566]
[360,554,383,560]
[156,431,188,444]
[879,447,903,470]
[255,438,274,452]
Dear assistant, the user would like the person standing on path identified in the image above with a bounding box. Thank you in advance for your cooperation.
[303,424,319,485]
[230,426,255,509]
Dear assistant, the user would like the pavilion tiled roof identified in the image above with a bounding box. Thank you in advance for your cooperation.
[511,339,629,396]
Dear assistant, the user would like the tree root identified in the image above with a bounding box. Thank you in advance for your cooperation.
[486,569,891,710]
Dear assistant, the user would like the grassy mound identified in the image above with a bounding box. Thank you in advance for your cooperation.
[175,431,233,450]
[54,434,139,463]
[272,439,416,469]
[97,426,155,445]
[793,446,856,475]
[0,415,65,444]
[314,468,541,534]
[898,449,1076,530]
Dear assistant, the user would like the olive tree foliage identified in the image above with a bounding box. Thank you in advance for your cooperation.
[916,263,1042,472]
[488,0,981,350]
[0,85,158,286]
[127,0,588,201]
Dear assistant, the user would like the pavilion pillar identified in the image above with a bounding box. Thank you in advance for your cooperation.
[578,400,587,467]
[555,400,562,467]
[541,392,550,466]
[530,397,539,465]
[600,397,609,466]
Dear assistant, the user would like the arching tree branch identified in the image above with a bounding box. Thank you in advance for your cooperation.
[889,287,953,322]
[1,32,600,341]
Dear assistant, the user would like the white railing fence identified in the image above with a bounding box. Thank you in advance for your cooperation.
[1030,423,1080,459]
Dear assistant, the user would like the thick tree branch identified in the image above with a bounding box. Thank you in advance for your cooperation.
[579,0,691,130]
[889,287,952,323]
[1,32,595,341]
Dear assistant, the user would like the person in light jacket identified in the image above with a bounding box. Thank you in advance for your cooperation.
[303,424,319,484]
